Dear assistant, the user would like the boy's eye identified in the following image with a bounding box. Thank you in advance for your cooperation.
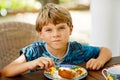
[59,27,65,29]
[46,29,52,31]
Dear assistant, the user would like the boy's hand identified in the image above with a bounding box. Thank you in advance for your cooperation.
[28,57,55,70]
[86,58,104,70]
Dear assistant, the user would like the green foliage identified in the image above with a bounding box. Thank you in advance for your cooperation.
[0,0,38,12]
[59,0,72,3]
[0,0,6,8]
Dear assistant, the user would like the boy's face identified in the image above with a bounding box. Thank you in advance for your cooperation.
[39,23,73,49]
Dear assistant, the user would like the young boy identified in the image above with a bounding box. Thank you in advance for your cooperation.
[1,3,112,77]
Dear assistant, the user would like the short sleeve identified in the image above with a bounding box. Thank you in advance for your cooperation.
[82,45,100,62]
[20,45,35,62]
[20,42,45,62]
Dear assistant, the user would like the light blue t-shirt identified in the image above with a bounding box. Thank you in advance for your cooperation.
[20,41,100,71]
[20,41,100,64]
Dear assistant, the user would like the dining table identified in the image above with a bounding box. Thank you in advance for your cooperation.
[0,56,120,80]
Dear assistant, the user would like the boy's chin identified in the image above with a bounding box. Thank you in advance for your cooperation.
[51,45,65,49]
[53,46,63,49]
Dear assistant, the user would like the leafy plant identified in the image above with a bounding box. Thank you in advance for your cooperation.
[0,0,39,12]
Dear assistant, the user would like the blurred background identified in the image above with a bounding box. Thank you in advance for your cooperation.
[0,0,90,44]
[0,0,120,56]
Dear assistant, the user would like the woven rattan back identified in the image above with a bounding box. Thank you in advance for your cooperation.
[0,22,40,69]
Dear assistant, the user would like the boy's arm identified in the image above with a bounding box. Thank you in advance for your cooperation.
[1,54,55,77]
[1,54,30,77]
[97,47,112,64]
[86,47,112,70]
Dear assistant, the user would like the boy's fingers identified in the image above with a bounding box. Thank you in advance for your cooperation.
[86,59,97,70]
[86,60,102,70]
[45,57,55,68]
[92,63,98,70]
[86,60,93,69]
[38,63,44,69]
[42,60,49,68]
[47,58,54,67]
[37,57,55,69]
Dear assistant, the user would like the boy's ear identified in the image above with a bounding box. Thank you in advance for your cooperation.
[70,25,73,35]
[38,32,43,39]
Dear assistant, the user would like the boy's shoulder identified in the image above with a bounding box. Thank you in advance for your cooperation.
[20,41,46,55]
[69,41,82,50]
[69,41,97,50]
[70,41,82,46]
[70,41,80,44]
[31,41,45,47]
[24,41,46,50]
[29,41,45,47]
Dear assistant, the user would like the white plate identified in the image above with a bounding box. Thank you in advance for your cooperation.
[44,64,88,80]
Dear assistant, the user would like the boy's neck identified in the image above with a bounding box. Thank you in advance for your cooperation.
[46,45,68,58]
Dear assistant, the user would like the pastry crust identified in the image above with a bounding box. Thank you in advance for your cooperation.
[58,67,76,79]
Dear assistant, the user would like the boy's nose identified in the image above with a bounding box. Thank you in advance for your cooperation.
[52,30,59,37]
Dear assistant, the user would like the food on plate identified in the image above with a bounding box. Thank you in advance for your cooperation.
[44,65,87,80]
[58,67,76,79]
[44,67,55,75]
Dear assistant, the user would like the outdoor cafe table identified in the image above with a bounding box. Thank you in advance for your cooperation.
[0,56,120,80]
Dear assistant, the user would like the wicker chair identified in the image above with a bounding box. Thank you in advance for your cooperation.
[0,22,41,69]
[0,72,2,77]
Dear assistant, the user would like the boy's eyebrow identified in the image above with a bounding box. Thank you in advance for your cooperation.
[56,24,67,27]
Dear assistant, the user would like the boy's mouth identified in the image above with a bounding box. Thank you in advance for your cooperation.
[52,40,61,42]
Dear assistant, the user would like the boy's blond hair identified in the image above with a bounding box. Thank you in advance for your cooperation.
[36,3,72,32]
